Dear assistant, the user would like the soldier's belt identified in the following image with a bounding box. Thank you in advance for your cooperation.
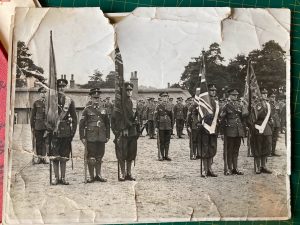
[87,121,102,127]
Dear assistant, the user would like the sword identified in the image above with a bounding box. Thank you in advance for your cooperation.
[157,129,161,160]
[84,141,87,184]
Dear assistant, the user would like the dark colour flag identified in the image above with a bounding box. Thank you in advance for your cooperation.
[113,46,129,131]
[243,61,262,111]
[46,31,59,131]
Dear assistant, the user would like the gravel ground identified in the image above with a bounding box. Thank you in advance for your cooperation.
[4,124,290,224]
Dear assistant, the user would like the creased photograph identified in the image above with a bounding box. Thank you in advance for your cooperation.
[3,7,291,224]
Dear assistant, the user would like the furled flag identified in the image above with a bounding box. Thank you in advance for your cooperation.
[194,53,219,134]
[243,61,262,112]
[46,30,59,131]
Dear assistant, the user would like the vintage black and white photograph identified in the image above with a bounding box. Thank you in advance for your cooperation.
[4,7,290,224]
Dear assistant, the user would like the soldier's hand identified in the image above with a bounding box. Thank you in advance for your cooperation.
[155,128,159,133]
[187,127,191,133]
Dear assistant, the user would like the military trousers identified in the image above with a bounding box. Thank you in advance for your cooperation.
[252,134,272,157]
[87,142,105,159]
[34,130,47,157]
[176,119,185,137]
[148,120,155,137]
[158,130,172,158]
[200,129,217,159]
[191,129,201,158]
[225,136,241,170]
[116,136,137,161]
[272,127,280,154]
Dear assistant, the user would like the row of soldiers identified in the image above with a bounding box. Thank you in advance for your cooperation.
[30,79,286,184]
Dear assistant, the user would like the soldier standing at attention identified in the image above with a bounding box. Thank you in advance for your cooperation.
[173,97,185,138]
[250,88,273,174]
[50,78,77,185]
[220,89,248,175]
[186,101,202,160]
[31,87,48,164]
[269,93,281,157]
[104,97,113,122]
[79,88,110,183]
[146,97,156,139]
[155,92,173,161]
[199,84,219,177]
[111,82,139,181]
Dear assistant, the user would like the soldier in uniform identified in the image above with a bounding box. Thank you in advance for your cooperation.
[79,88,110,183]
[220,89,248,175]
[31,87,48,164]
[168,97,175,136]
[111,82,139,181]
[199,84,219,177]
[185,97,194,159]
[173,97,185,138]
[146,97,156,139]
[269,93,281,156]
[186,101,202,160]
[104,97,114,122]
[50,79,77,185]
[155,92,173,161]
[250,88,272,174]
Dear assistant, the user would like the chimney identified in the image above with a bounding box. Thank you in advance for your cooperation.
[61,75,63,79]
[64,74,66,80]
[168,83,170,88]
[70,74,75,89]
[130,71,138,100]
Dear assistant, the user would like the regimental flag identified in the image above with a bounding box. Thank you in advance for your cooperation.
[46,31,59,131]
[243,61,262,112]
[194,54,219,134]
[113,46,129,131]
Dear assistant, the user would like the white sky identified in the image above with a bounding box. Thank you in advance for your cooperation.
[13,8,290,88]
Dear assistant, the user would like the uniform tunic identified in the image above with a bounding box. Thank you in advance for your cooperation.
[146,102,156,137]
[79,105,110,159]
[49,93,77,159]
[30,99,47,156]
[173,102,185,134]
[111,97,139,161]
[187,103,202,157]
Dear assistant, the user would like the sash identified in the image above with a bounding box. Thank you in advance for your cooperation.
[198,100,220,134]
[255,102,271,134]
[54,95,72,133]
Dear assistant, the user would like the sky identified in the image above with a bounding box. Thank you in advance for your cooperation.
[13,8,290,88]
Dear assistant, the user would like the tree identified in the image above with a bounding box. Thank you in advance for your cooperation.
[16,41,44,87]
[102,71,116,88]
[89,69,104,82]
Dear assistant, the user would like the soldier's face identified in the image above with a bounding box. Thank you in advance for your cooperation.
[262,93,268,99]
[58,85,65,93]
[92,96,99,105]
[126,89,133,97]
[209,90,216,97]
[162,95,168,102]
[229,94,238,101]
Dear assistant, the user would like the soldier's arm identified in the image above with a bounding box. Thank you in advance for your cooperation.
[154,105,159,129]
[219,104,227,118]
[30,102,37,129]
[70,100,78,136]
[79,108,87,140]
[104,113,110,139]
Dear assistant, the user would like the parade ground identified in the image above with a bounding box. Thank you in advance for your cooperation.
[5,124,289,223]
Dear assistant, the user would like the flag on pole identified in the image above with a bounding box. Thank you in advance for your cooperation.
[194,53,219,134]
[46,30,58,131]
[243,61,262,112]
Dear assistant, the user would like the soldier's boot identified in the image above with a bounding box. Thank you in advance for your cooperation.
[126,161,135,181]
[232,156,243,175]
[261,157,272,174]
[60,161,69,185]
[159,146,165,161]
[87,158,95,183]
[164,144,171,161]
[95,160,107,182]
[52,160,60,185]
[176,128,181,138]
[119,160,126,181]
[202,159,208,177]
[254,157,262,174]
[207,159,217,177]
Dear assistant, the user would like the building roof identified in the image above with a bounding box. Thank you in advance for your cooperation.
[14,88,191,109]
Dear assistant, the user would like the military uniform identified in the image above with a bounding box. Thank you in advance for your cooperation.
[104,97,113,121]
[187,102,202,160]
[198,84,219,177]
[79,88,110,182]
[269,93,281,156]
[111,82,139,181]
[30,87,47,164]
[155,92,173,161]
[220,89,248,175]
[50,79,78,185]
[250,88,272,174]
[146,98,156,139]
[173,97,185,138]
